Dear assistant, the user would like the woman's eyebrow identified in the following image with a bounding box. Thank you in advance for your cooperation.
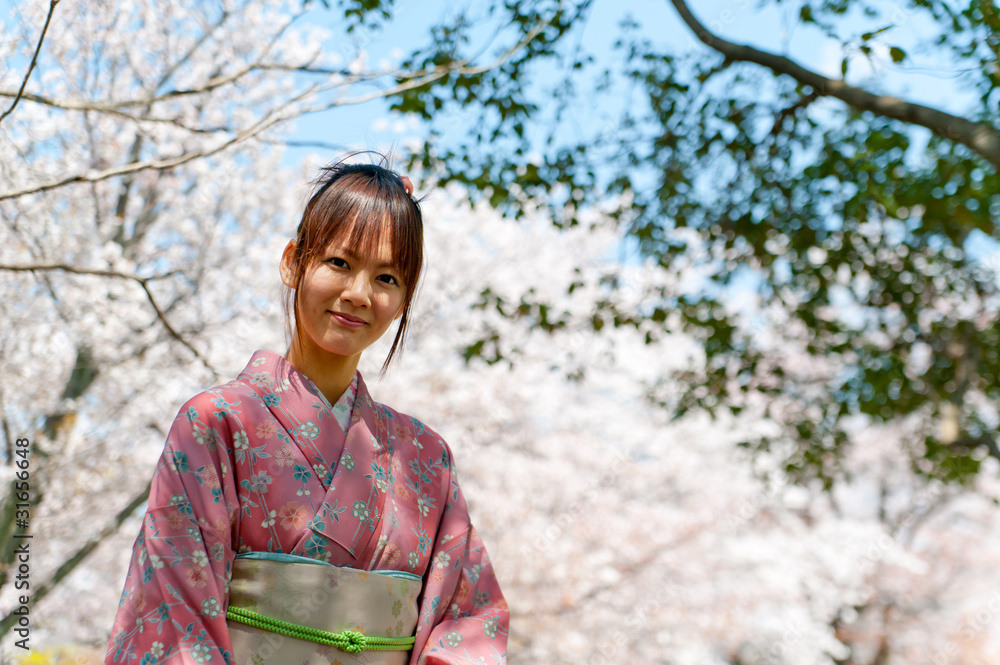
[337,246,397,270]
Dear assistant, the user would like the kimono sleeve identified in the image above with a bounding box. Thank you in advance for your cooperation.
[412,448,509,665]
[105,391,239,665]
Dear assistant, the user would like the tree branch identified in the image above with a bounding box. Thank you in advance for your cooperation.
[0,12,552,202]
[0,480,151,640]
[0,263,213,373]
[0,96,293,201]
[0,0,60,126]
[668,0,1000,170]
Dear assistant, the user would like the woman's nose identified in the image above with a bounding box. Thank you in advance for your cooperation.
[341,272,372,307]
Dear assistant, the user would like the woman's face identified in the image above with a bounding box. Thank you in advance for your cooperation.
[281,227,406,365]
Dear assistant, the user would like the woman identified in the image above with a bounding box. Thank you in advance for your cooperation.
[105,158,508,665]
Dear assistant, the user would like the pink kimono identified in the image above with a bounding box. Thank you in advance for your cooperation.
[105,350,508,665]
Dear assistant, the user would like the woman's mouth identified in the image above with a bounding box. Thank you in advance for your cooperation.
[330,311,367,328]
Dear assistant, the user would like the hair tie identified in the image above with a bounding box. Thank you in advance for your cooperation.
[399,175,414,196]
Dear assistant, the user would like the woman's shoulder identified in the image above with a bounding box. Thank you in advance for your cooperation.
[372,399,454,462]
[171,374,262,426]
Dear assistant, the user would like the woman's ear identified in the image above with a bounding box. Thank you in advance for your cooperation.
[279,240,298,288]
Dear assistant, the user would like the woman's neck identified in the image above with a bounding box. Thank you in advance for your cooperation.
[284,340,361,405]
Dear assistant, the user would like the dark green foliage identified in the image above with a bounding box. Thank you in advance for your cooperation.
[371,0,1000,489]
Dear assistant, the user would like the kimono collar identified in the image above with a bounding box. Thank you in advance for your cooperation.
[237,349,387,560]
[241,349,359,433]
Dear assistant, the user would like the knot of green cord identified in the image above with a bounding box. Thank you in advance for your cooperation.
[339,630,366,654]
[226,605,415,653]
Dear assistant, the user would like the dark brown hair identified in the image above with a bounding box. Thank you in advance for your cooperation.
[283,154,424,375]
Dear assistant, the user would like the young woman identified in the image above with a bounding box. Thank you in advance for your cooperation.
[105,159,508,665]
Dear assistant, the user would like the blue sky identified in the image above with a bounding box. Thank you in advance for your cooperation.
[285,0,975,154]
[279,0,997,275]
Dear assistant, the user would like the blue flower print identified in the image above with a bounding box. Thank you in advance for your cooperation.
[473,590,491,608]
[483,618,498,639]
[233,430,249,450]
[312,463,332,486]
[413,527,431,554]
[371,462,389,492]
[262,392,281,407]
[211,396,239,419]
[249,471,272,494]
[201,597,221,618]
[340,453,355,471]
[232,430,250,463]
[190,641,212,664]
[303,533,329,559]
[298,421,320,440]
[192,425,218,448]
[170,452,189,473]
[248,371,270,387]
[156,602,169,621]
[352,500,370,522]
[183,407,199,423]
[169,496,193,515]
[417,494,436,517]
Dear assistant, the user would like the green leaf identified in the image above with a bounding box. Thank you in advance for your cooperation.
[889,46,906,63]
[861,25,892,41]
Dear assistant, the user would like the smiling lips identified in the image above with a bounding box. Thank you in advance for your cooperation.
[330,311,367,327]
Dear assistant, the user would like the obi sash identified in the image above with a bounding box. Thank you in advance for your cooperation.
[226,552,421,665]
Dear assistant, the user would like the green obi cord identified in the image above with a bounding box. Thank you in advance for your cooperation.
[226,552,421,665]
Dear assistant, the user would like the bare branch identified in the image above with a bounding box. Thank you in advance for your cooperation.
[0,480,152,639]
[0,5,551,118]
[0,99,291,201]
[0,263,213,373]
[668,0,1000,170]
[152,9,232,94]
[265,138,351,151]
[0,263,175,281]
[293,15,555,115]
[0,12,554,202]
[0,0,60,126]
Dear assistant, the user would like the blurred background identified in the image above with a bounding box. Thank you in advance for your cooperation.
[1,0,999,663]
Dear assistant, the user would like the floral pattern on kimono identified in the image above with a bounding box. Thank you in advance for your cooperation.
[105,350,508,665]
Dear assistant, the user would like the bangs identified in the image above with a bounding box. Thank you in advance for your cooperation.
[296,170,422,293]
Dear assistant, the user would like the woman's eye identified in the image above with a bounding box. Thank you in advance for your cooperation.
[327,257,349,268]
[378,274,400,286]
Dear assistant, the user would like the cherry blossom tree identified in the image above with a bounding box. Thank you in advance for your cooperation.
[2,2,999,664]
[0,0,554,641]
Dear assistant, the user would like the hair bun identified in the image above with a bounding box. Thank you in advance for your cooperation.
[399,175,414,196]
